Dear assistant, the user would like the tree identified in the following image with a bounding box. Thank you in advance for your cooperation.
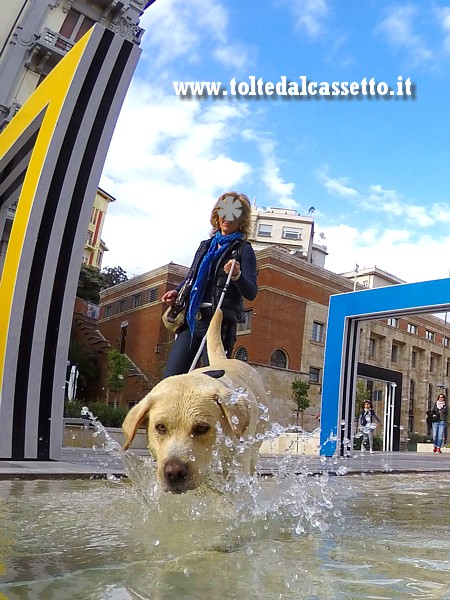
[77,264,107,303]
[355,379,371,416]
[102,265,128,288]
[106,348,131,407]
[291,378,310,429]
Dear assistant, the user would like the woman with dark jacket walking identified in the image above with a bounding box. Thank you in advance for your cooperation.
[162,192,258,378]
[358,400,382,453]
[431,394,448,453]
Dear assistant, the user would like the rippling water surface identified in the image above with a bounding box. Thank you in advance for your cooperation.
[0,464,449,600]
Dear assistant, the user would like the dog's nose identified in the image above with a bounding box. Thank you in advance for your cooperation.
[163,459,188,490]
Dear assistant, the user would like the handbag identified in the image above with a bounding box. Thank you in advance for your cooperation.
[161,277,192,334]
[162,305,186,333]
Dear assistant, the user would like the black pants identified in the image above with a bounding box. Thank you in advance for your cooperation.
[163,314,237,378]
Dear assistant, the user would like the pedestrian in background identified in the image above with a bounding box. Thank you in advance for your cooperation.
[431,394,448,453]
[358,400,382,454]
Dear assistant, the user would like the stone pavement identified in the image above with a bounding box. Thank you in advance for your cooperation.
[0,447,449,479]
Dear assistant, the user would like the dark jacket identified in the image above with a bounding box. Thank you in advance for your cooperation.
[179,237,257,324]
[359,408,381,427]
[431,402,448,422]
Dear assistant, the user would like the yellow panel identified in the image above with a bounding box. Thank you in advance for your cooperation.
[0,27,95,392]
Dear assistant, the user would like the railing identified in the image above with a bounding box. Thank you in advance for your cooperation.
[41,27,75,54]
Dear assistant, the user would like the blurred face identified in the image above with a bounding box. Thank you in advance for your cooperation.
[219,214,241,235]
[364,402,371,409]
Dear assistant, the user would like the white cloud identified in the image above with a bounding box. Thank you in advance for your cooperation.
[318,169,359,199]
[322,224,450,284]
[435,6,450,53]
[140,0,253,72]
[278,0,329,38]
[376,5,433,65]
[318,170,450,229]
[100,80,252,274]
[242,130,297,207]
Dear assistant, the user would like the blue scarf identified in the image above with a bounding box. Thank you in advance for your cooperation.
[186,231,244,335]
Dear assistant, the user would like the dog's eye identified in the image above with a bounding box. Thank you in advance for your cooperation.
[192,424,210,436]
[155,423,167,435]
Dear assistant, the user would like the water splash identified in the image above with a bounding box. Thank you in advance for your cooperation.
[82,404,338,541]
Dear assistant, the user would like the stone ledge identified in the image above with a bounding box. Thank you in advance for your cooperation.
[416,443,449,453]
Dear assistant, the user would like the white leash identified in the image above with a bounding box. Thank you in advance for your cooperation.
[188,258,236,372]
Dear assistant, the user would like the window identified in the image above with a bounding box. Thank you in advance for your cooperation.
[444,337,450,347]
[425,330,435,341]
[59,9,95,43]
[282,226,302,240]
[270,349,287,369]
[237,309,252,332]
[408,380,415,433]
[428,384,433,411]
[387,317,399,327]
[411,350,417,368]
[257,224,272,237]
[105,304,112,317]
[119,327,127,354]
[148,286,158,303]
[235,347,248,362]
[369,338,376,358]
[391,344,398,363]
[311,321,324,343]
[132,294,141,309]
[407,323,417,334]
[373,389,382,402]
[118,299,126,312]
[309,367,321,384]
[430,355,435,373]
[86,230,93,246]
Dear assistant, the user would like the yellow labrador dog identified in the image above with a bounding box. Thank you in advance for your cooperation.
[122,309,269,493]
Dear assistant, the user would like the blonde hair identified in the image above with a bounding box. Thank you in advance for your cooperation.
[210,191,252,240]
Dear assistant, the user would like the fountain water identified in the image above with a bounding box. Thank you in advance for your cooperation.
[0,407,448,599]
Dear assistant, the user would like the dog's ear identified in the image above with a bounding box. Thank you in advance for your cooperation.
[217,392,251,439]
[122,392,154,450]
[203,369,225,379]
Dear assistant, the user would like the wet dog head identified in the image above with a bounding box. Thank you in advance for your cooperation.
[122,370,253,493]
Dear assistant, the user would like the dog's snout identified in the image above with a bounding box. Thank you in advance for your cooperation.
[163,458,188,491]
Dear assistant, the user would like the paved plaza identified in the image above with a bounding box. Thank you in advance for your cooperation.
[0,447,449,479]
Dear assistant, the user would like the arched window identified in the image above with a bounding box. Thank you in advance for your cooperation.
[235,347,248,362]
[428,384,433,411]
[408,380,415,433]
[270,349,287,369]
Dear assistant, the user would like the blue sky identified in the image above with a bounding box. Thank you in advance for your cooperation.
[100,0,450,283]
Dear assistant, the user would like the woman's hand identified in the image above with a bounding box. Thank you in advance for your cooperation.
[162,289,178,307]
[224,259,240,278]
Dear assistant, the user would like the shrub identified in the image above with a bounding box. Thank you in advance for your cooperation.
[64,401,128,427]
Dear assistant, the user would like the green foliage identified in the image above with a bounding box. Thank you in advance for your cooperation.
[77,264,128,304]
[64,401,128,427]
[107,348,130,392]
[355,379,371,414]
[101,266,128,288]
[292,378,310,413]
[77,264,107,303]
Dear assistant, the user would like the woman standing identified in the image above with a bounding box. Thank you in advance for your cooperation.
[431,394,448,453]
[162,192,258,377]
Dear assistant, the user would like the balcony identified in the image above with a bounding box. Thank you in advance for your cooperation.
[26,28,75,75]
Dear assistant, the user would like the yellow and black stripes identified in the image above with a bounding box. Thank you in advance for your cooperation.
[0,25,140,459]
